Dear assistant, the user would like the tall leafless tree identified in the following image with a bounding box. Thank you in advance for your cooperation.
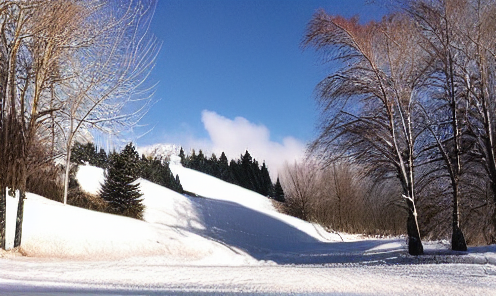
[304,11,432,255]
[0,0,158,249]
[404,0,470,250]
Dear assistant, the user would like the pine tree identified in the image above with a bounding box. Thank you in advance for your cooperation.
[179,147,185,165]
[96,148,108,168]
[218,152,231,181]
[100,143,144,219]
[273,177,285,203]
[260,162,273,196]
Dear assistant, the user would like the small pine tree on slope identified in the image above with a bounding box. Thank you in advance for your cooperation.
[100,143,144,219]
[273,177,285,203]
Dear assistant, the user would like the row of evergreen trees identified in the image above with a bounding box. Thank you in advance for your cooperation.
[71,142,183,219]
[71,142,183,194]
[179,148,285,202]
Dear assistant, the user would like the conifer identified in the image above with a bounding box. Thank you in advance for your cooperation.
[273,177,285,203]
[100,143,144,219]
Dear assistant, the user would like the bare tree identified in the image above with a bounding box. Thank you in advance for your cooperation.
[56,0,159,205]
[403,0,470,250]
[0,0,158,249]
[452,0,496,242]
[281,160,320,221]
[280,159,405,236]
[303,11,430,254]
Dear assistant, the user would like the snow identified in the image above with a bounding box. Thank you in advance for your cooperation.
[76,165,104,195]
[137,143,181,161]
[1,163,495,294]
[20,165,256,264]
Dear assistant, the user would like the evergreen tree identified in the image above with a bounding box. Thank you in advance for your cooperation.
[179,147,185,165]
[209,153,220,177]
[189,149,198,170]
[139,155,183,194]
[100,143,144,219]
[96,148,108,168]
[197,150,206,171]
[218,152,231,181]
[71,142,108,168]
[239,150,255,190]
[273,177,285,202]
[260,162,273,196]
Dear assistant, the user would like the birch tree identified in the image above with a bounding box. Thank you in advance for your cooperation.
[404,0,470,250]
[304,11,431,255]
[454,0,496,242]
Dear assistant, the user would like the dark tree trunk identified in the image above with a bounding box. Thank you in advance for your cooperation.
[14,191,25,247]
[406,199,423,255]
[451,184,467,251]
[0,188,5,249]
[451,224,467,251]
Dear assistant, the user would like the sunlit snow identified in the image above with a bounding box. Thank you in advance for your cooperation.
[0,164,495,295]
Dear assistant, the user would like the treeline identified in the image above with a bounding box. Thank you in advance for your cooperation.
[303,0,496,253]
[71,142,183,194]
[180,148,285,202]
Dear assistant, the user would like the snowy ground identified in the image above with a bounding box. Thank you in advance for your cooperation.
[0,164,495,295]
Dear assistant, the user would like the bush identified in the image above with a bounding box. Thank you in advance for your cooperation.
[26,163,64,203]
[280,160,405,236]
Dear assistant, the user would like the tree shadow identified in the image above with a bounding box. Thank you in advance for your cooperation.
[187,197,417,265]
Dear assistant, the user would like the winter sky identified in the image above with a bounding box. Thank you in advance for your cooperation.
[136,0,388,172]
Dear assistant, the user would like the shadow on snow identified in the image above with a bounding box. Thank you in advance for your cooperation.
[185,196,415,265]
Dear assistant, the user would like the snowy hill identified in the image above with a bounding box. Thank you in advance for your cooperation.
[15,163,496,266]
[20,166,254,264]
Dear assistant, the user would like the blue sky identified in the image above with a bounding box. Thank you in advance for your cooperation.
[136,0,387,173]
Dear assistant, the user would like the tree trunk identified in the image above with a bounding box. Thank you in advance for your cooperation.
[13,190,24,247]
[0,188,5,249]
[451,184,467,251]
[63,118,74,205]
[63,147,71,205]
[405,198,423,255]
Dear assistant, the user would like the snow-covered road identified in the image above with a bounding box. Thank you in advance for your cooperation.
[1,261,495,295]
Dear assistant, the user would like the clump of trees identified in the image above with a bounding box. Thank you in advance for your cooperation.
[0,0,158,249]
[303,0,496,254]
[180,148,278,198]
[71,142,108,169]
[281,160,405,236]
[71,141,184,194]
[69,142,184,219]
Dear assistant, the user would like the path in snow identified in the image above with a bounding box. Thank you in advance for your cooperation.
[0,260,495,295]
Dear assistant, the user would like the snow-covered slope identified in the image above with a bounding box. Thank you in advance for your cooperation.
[16,163,496,267]
[20,165,255,264]
[19,163,347,264]
[170,164,345,243]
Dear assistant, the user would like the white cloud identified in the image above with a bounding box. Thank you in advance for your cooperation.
[200,110,305,179]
